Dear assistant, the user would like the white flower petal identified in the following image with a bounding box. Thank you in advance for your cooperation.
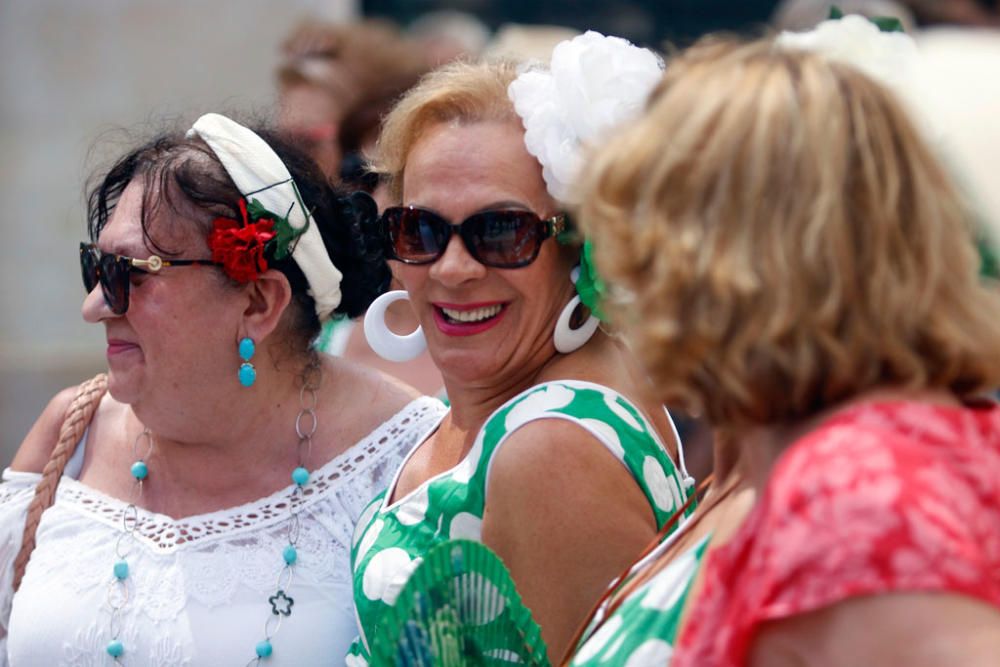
[509,31,663,204]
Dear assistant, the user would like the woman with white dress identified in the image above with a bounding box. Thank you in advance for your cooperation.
[0,113,445,665]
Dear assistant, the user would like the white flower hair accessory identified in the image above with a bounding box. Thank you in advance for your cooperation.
[775,14,918,93]
[508,30,664,204]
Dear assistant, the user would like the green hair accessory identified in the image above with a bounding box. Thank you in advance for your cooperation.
[980,237,999,279]
[575,239,608,322]
[828,5,905,33]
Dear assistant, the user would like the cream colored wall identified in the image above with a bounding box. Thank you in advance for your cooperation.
[0,0,358,466]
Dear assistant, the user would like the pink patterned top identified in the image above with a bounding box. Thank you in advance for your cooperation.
[674,400,1000,667]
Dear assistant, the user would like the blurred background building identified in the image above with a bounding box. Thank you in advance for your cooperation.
[2,0,998,467]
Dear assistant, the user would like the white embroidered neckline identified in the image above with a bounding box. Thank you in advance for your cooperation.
[51,397,443,552]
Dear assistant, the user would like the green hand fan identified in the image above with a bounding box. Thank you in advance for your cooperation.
[369,539,551,666]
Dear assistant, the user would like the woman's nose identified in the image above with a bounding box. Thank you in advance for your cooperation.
[81,284,115,323]
[428,234,488,287]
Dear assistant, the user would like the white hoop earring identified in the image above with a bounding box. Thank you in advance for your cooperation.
[363,290,426,362]
[553,266,600,354]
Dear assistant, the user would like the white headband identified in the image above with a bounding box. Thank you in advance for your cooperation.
[508,31,664,204]
[186,113,343,320]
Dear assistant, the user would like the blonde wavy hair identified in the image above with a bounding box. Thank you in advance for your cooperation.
[372,59,522,203]
[578,37,1000,429]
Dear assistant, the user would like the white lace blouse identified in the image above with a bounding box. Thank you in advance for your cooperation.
[0,396,446,667]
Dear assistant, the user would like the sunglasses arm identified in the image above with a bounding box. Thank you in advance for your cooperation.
[129,255,166,272]
[129,256,220,273]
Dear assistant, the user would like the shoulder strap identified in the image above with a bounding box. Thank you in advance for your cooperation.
[12,373,108,592]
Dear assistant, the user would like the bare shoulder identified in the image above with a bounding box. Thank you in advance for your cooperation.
[489,418,612,477]
[485,418,652,529]
[326,356,427,428]
[10,386,82,473]
[749,593,1000,667]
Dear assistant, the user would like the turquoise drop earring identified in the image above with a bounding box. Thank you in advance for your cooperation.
[238,337,256,387]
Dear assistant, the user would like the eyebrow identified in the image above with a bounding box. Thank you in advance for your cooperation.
[474,200,531,214]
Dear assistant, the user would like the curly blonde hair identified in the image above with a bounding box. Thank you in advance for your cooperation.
[372,59,522,203]
[578,37,1000,428]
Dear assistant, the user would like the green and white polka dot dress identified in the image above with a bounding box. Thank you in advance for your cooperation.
[569,535,710,667]
[346,380,695,664]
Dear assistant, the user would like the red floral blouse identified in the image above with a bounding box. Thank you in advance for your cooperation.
[674,400,1000,666]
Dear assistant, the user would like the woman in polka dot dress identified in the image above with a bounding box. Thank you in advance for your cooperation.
[347,47,694,663]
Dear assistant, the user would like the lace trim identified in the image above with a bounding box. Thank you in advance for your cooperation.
[52,397,443,551]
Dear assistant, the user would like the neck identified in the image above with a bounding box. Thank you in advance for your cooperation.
[130,354,324,517]
[440,328,616,428]
[442,367,544,437]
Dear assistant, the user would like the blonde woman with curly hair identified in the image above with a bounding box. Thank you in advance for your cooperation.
[576,23,1000,667]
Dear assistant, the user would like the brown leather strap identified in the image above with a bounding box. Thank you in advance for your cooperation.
[12,373,108,592]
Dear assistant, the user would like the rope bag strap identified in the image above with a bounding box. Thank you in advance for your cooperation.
[12,373,108,591]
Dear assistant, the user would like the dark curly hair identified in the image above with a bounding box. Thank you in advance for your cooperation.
[86,121,390,350]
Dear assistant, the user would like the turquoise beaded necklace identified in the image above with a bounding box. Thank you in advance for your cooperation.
[105,360,322,664]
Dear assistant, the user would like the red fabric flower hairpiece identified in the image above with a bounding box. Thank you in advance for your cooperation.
[207,199,277,283]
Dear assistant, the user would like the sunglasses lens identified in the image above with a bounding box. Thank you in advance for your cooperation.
[99,254,130,315]
[466,211,544,268]
[387,208,450,264]
[80,244,100,293]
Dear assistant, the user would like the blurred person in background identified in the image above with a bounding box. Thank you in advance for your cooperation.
[405,9,492,67]
[0,113,445,664]
[276,18,428,197]
[277,18,443,395]
[481,22,581,61]
[348,33,698,663]
[580,18,1000,667]
[905,0,1000,27]
[774,0,999,29]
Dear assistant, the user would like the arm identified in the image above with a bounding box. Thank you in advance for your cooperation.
[481,418,658,659]
[749,592,1000,667]
[9,387,77,473]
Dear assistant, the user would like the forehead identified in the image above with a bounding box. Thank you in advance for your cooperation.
[402,120,554,215]
[99,177,205,256]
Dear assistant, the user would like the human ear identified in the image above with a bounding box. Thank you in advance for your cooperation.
[241,269,293,343]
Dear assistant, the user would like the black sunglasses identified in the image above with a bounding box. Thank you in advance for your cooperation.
[381,206,568,269]
[79,242,221,315]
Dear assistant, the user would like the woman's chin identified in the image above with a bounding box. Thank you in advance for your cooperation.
[432,348,506,387]
[105,370,140,406]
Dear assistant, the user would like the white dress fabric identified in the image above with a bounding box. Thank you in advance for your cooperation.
[0,396,446,667]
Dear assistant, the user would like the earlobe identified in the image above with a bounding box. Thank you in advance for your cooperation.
[242,269,294,342]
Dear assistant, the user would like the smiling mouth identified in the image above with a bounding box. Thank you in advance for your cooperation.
[438,304,504,324]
